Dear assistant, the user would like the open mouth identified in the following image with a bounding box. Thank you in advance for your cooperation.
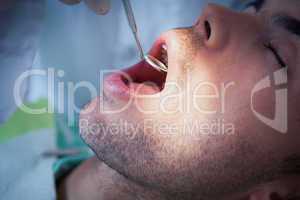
[103,39,168,101]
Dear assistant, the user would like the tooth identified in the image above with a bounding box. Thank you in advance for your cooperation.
[161,44,168,67]
[162,44,167,51]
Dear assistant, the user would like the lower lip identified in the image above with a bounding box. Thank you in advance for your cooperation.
[103,70,161,102]
[103,72,131,101]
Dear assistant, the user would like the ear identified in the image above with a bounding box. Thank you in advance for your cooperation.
[249,184,298,200]
[249,191,282,200]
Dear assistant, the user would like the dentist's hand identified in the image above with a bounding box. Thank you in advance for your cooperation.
[59,0,110,15]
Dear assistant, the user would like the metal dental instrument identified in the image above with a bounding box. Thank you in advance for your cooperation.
[122,0,144,60]
[122,0,168,73]
[144,55,168,72]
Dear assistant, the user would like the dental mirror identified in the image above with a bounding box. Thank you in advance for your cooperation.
[144,55,168,73]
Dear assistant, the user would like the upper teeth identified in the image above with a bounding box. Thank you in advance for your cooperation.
[162,44,167,51]
[161,44,168,67]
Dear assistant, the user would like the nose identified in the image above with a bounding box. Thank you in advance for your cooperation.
[194,3,249,50]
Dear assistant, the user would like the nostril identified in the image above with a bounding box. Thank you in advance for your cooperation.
[204,20,212,40]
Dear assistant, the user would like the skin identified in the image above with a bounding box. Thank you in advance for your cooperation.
[74,0,300,199]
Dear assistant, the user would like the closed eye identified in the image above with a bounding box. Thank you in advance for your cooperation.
[264,43,287,68]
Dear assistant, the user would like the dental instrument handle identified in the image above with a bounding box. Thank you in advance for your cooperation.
[122,0,144,60]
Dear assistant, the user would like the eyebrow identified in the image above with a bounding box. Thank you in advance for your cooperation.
[273,15,300,38]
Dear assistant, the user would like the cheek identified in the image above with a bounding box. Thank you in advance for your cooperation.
[186,47,283,133]
[189,53,269,109]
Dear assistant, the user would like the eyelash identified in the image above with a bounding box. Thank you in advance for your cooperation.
[244,1,287,68]
[264,43,287,68]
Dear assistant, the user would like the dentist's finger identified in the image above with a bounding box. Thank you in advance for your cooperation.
[84,0,110,15]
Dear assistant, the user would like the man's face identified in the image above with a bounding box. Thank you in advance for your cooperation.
[80,0,300,197]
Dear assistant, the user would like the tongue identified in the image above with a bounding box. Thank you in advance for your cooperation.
[123,60,166,92]
[129,82,161,95]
